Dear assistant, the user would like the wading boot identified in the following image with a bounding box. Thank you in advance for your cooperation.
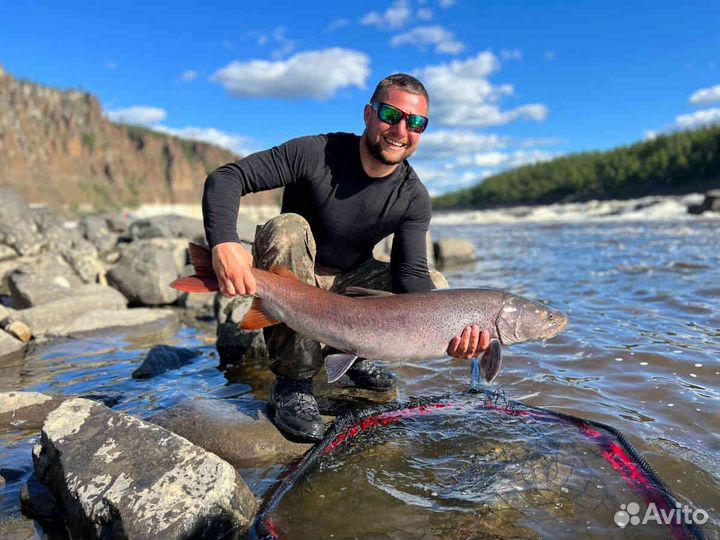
[346,358,397,391]
[268,376,325,442]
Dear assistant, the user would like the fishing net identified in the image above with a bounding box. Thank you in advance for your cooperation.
[255,370,705,540]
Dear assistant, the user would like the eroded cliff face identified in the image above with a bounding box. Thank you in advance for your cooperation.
[0,67,276,213]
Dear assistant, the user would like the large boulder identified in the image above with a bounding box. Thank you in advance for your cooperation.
[80,214,119,255]
[107,240,183,306]
[433,238,478,269]
[129,215,205,242]
[150,397,313,468]
[56,308,177,337]
[4,285,127,337]
[132,345,198,379]
[0,391,65,430]
[0,188,43,256]
[31,206,104,283]
[7,253,84,308]
[33,398,258,540]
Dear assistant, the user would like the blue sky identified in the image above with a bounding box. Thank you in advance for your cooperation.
[2,0,719,195]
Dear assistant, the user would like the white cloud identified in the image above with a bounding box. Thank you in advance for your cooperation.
[104,106,167,126]
[544,50,556,61]
[181,70,199,82]
[326,18,350,32]
[689,84,720,106]
[269,27,295,59]
[390,25,464,55]
[518,137,568,148]
[499,49,523,62]
[644,130,658,141]
[415,130,508,159]
[156,126,255,156]
[456,150,554,169]
[360,0,412,30]
[674,108,720,130]
[417,7,433,20]
[211,48,370,100]
[414,52,548,127]
[413,164,486,196]
[439,0,455,8]
[105,62,118,70]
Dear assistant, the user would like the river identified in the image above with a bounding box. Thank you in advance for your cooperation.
[0,194,718,538]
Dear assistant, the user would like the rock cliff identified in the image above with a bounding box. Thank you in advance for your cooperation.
[0,66,275,212]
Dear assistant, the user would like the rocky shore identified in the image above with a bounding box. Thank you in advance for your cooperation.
[0,187,477,539]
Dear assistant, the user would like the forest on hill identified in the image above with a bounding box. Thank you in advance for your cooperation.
[432,125,720,209]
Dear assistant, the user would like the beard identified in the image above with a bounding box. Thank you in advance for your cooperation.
[365,136,409,166]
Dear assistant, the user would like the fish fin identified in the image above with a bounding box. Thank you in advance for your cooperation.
[239,298,281,330]
[170,275,220,292]
[480,339,503,383]
[188,242,215,276]
[270,265,298,279]
[344,286,394,298]
[325,353,359,383]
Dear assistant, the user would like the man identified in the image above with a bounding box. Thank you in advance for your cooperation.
[203,74,489,442]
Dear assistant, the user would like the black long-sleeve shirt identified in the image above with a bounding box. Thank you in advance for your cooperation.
[202,132,434,293]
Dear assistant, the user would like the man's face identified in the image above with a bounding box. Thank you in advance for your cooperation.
[363,87,428,166]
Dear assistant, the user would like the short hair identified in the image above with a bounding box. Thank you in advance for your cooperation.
[370,73,429,106]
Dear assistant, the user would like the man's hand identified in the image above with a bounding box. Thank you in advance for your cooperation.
[447,325,490,359]
[211,242,256,297]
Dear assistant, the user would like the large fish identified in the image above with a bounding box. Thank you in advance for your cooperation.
[171,243,568,384]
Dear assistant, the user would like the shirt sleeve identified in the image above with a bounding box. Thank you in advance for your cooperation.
[202,136,324,247]
[390,188,435,293]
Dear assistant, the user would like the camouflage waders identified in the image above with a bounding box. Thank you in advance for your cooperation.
[252,213,448,380]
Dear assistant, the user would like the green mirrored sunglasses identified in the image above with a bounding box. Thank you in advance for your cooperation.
[370,102,429,133]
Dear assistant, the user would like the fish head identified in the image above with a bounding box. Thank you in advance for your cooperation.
[496,295,568,345]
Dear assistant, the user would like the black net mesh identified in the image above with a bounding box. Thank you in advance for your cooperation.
[255,390,706,540]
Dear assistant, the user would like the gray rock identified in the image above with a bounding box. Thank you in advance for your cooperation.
[132,345,198,379]
[688,189,720,214]
[7,253,84,308]
[0,303,14,322]
[0,243,18,262]
[150,397,312,468]
[107,240,183,305]
[31,207,104,284]
[433,238,478,268]
[0,188,43,257]
[129,215,205,242]
[0,329,25,360]
[0,392,65,430]
[214,295,268,366]
[57,308,177,336]
[5,285,127,337]
[33,398,258,540]
[0,514,40,540]
[20,472,63,522]
[80,215,119,254]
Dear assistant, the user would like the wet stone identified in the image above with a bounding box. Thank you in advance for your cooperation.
[0,392,66,430]
[33,398,258,540]
[132,344,199,379]
[150,397,314,468]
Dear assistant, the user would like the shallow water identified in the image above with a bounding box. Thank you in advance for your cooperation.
[1,216,719,538]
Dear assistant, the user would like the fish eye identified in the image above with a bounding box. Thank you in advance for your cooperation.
[547,312,555,320]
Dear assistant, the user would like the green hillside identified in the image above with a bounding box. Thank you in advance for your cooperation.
[432,125,720,209]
